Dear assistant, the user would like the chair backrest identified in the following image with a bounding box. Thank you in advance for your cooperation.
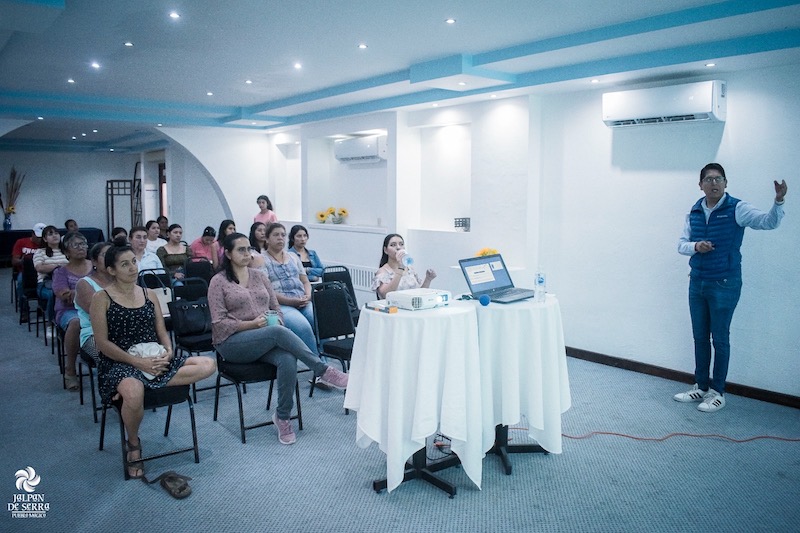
[311,282,356,342]
[138,269,172,290]
[174,276,209,301]
[184,258,215,284]
[322,265,359,311]
[21,255,39,291]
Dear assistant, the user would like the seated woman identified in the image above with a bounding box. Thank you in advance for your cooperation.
[74,241,114,366]
[156,224,193,285]
[52,232,93,391]
[216,219,236,265]
[144,220,167,254]
[208,233,348,445]
[189,226,219,270]
[260,223,317,354]
[253,194,278,225]
[288,225,324,282]
[90,242,216,479]
[33,224,69,321]
[247,222,268,269]
[372,233,437,299]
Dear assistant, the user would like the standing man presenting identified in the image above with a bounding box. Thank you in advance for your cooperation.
[674,163,787,412]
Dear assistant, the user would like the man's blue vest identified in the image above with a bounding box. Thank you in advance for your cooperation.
[689,194,744,280]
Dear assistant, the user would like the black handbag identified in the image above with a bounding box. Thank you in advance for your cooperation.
[168,298,211,336]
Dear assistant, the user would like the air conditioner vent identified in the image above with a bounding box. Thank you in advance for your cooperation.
[602,81,726,128]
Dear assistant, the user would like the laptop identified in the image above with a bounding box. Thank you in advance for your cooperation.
[458,254,536,304]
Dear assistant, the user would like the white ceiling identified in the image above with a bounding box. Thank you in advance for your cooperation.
[1,0,799,152]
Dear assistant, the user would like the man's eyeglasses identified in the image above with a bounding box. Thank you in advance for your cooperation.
[68,242,88,249]
[702,176,726,184]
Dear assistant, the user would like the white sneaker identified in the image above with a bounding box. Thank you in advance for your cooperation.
[697,389,726,412]
[673,384,707,402]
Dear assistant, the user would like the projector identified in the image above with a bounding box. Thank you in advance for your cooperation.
[386,288,452,311]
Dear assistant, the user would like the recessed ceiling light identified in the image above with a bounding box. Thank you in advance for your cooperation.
[71,136,76,140]
[245,79,252,84]
[251,122,257,125]
[591,79,599,83]
[358,43,367,49]
[169,11,180,19]
[294,62,302,69]
[81,133,86,137]
[157,123,163,127]
[445,18,456,24]
[457,82,466,86]
[490,94,497,99]
[206,92,213,96]
[124,41,133,47]
[109,148,114,152]
[705,63,716,67]
[432,103,439,107]
[92,129,98,133]
[91,62,100,69]
[67,78,75,84]
[37,116,44,120]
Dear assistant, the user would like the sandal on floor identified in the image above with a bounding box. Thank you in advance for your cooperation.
[65,374,79,391]
[144,471,192,499]
[125,439,144,480]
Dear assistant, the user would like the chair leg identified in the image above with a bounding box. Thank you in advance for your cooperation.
[99,405,108,450]
[295,381,303,430]
[266,380,274,410]
[78,360,85,405]
[118,407,129,480]
[164,405,173,437]
[188,397,199,463]
[213,374,222,421]
[235,383,246,444]
[89,365,99,424]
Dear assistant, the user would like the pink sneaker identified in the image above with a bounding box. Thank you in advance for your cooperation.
[318,366,348,390]
[272,413,296,445]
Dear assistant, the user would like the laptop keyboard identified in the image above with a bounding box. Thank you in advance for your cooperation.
[492,287,535,301]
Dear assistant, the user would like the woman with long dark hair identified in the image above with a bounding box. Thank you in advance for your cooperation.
[371,233,436,299]
[288,225,324,282]
[208,233,347,445]
[90,242,215,478]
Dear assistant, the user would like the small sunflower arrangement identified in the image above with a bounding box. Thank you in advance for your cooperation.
[316,207,349,224]
[476,247,498,257]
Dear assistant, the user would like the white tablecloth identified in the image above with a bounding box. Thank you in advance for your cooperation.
[474,294,572,454]
[344,302,485,492]
[344,295,571,493]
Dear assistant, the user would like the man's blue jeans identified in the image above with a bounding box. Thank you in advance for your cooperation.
[688,276,742,395]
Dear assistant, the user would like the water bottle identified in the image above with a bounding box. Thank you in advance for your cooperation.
[401,251,414,268]
[534,267,546,302]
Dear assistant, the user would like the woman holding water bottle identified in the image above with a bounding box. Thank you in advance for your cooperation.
[372,233,436,299]
[208,233,348,445]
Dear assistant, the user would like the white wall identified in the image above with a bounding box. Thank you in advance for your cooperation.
[159,126,270,233]
[108,63,798,396]
[0,151,139,232]
[538,64,799,395]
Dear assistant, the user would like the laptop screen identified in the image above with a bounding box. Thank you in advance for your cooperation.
[459,254,514,295]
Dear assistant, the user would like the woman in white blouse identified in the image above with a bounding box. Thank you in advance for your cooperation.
[371,233,436,299]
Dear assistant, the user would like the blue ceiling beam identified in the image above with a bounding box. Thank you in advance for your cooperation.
[474,0,800,66]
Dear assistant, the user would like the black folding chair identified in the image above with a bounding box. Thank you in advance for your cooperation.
[184,257,215,286]
[310,281,354,412]
[321,265,360,326]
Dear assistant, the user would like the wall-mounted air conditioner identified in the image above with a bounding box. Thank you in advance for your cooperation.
[334,135,387,163]
[602,80,726,127]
